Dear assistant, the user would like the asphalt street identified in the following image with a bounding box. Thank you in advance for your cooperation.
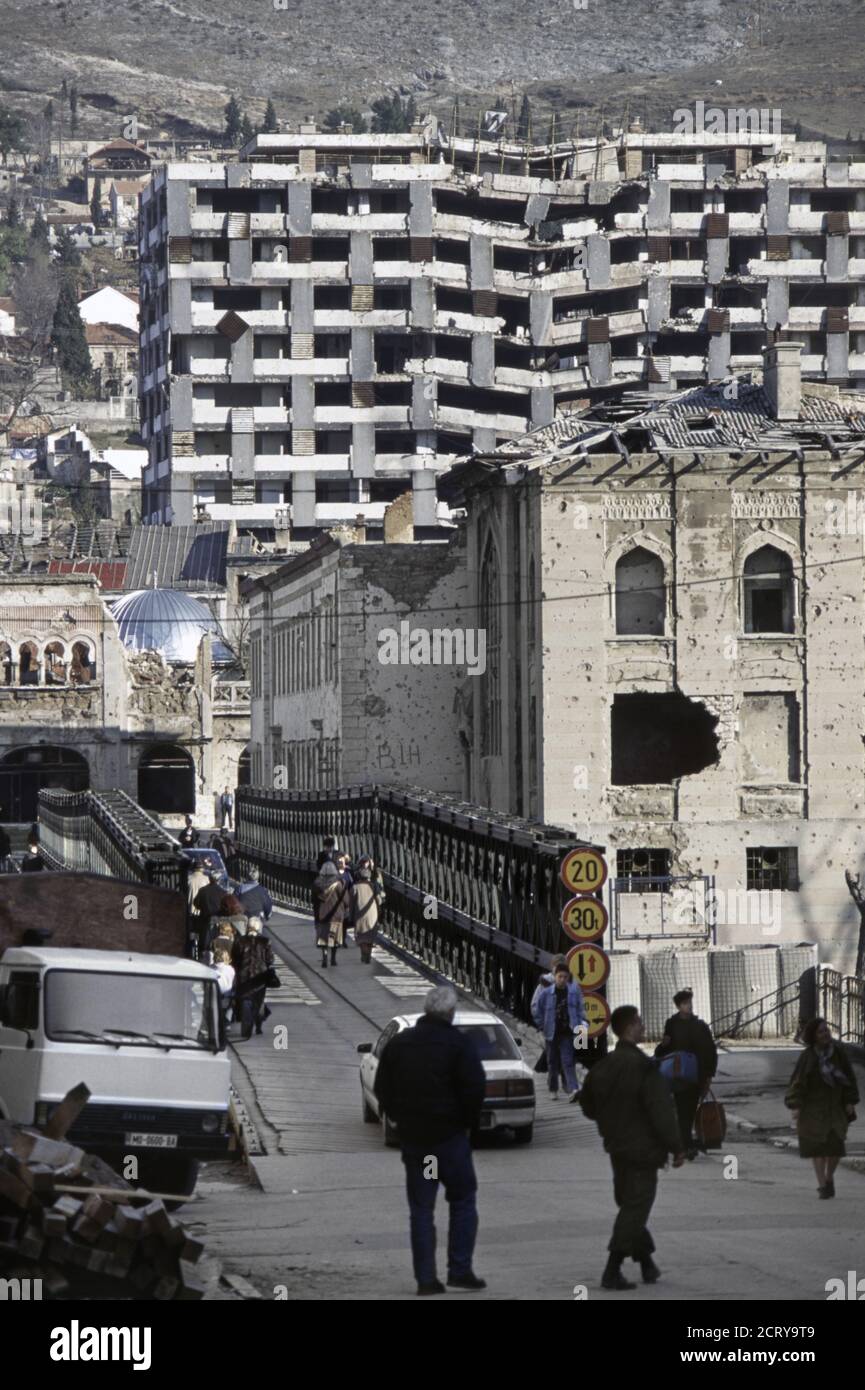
[195,908,865,1302]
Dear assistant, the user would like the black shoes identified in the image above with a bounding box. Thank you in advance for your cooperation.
[601,1256,636,1291]
[819,1180,836,1199]
[417,1280,446,1296]
[641,1258,661,1284]
[330,949,338,966]
[447,1273,487,1290]
[320,955,328,968]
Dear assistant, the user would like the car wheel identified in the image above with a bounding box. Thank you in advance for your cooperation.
[361,1086,378,1123]
[136,1155,200,1209]
[382,1111,400,1148]
[513,1124,534,1145]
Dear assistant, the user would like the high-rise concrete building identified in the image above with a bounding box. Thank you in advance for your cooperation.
[138,119,865,535]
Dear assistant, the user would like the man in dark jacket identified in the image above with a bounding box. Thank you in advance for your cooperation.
[237,866,273,922]
[178,816,200,849]
[580,1005,684,1290]
[655,989,718,1159]
[193,868,228,954]
[374,985,487,1297]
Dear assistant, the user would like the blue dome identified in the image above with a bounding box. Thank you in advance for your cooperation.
[111,588,234,664]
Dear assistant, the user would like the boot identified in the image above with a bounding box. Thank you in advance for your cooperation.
[601,1255,636,1291]
[320,952,328,968]
[330,947,338,966]
[640,1257,661,1284]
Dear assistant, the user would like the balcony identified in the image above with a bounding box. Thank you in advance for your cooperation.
[212,678,250,714]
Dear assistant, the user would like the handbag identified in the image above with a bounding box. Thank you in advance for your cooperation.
[695,1088,726,1149]
[265,968,281,989]
[657,1049,699,1088]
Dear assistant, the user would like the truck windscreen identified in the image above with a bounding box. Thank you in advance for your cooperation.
[44,971,218,1050]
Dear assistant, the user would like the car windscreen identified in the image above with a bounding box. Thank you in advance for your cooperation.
[457,1023,521,1061]
[45,971,217,1050]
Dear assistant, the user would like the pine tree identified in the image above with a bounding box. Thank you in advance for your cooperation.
[6,195,20,227]
[51,276,91,387]
[323,105,368,133]
[44,98,54,126]
[56,227,81,268]
[262,99,279,134]
[517,94,532,142]
[29,208,49,247]
[224,94,242,145]
[69,85,78,135]
[239,112,255,145]
[90,175,102,228]
[371,93,413,134]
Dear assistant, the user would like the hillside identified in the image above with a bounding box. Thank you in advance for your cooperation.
[3,0,865,143]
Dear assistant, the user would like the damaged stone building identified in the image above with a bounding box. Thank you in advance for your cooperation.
[245,528,469,794]
[0,574,249,826]
[445,343,865,974]
[140,119,865,535]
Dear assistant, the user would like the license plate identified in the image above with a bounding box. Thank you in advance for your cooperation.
[124,1132,178,1149]
[479,1113,494,1129]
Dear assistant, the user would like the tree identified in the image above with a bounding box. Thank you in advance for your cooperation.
[44,99,54,126]
[6,196,20,228]
[29,208,49,248]
[90,175,102,228]
[262,99,279,134]
[69,85,78,136]
[239,112,255,145]
[0,249,58,434]
[323,104,368,133]
[0,106,26,166]
[370,93,415,134]
[51,276,91,388]
[517,94,532,142]
[224,94,242,145]
[55,227,81,268]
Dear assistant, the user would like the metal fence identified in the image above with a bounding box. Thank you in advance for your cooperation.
[38,788,186,893]
[235,783,599,1022]
[818,966,865,1046]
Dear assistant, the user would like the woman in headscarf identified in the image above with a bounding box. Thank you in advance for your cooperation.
[313,859,350,968]
[785,1017,859,1198]
[350,854,385,964]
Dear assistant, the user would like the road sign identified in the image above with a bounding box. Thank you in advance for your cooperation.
[565,943,610,991]
[581,991,611,1038]
[561,895,608,943]
[560,847,608,895]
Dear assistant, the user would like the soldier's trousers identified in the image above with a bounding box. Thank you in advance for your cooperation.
[608,1158,658,1260]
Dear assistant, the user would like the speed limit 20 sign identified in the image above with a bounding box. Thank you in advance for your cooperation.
[560,847,608,895]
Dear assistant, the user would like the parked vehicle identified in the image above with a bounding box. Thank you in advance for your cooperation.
[358,1010,536,1145]
[0,946,231,1200]
[180,848,234,890]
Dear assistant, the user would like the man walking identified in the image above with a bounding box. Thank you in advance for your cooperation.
[531,962,587,1101]
[179,815,199,849]
[374,985,487,1296]
[580,1005,684,1290]
[193,865,227,956]
[655,989,718,1159]
[237,865,273,923]
[219,786,234,831]
[232,916,276,1039]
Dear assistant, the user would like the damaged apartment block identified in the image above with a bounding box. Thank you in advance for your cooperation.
[140,118,865,537]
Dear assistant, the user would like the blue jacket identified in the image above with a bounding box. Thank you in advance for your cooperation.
[532,981,587,1041]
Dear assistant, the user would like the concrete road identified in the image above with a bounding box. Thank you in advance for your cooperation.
[196,909,865,1302]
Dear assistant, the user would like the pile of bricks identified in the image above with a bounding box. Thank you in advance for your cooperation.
[0,1087,207,1300]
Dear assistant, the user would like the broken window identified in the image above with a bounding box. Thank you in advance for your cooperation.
[615,547,666,636]
[746,847,799,892]
[611,693,719,785]
[616,847,672,893]
[740,693,800,783]
[743,545,795,634]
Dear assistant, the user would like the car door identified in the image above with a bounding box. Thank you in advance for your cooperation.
[364,1020,401,1113]
[0,968,43,1122]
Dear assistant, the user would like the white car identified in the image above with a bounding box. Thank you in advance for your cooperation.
[357,1010,536,1146]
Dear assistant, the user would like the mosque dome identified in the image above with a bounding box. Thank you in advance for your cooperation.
[110,588,234,664]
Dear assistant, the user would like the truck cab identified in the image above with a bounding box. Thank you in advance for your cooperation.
[0,946,231,1197]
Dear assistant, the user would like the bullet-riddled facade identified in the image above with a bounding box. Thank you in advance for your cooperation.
[455,349,865,974]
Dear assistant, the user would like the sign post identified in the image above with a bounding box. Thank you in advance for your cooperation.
[559,846,611,1043]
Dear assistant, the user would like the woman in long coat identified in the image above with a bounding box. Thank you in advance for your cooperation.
[785,1017,859,1198]
[350,855,385,964]
[313,859,350,968]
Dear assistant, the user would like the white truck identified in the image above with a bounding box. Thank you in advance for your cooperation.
[0,946,231,1197]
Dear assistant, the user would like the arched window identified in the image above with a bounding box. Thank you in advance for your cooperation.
[0,642,13,686]
[18,641,39,686]
[237,745,252,787]
[743,545,794,634]
[479,534,501,757]
[70,640,96,684]
[44,641,67,685]
[615,547,666,636]
[138,744,195,815]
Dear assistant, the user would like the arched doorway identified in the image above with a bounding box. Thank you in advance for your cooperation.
[237,744,252,787]
[0,746,90,823]
[138,744,195,815]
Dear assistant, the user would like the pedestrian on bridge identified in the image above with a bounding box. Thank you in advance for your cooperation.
[374,985,487,1296]
[316,835,338,870]
[654,989,718,1160]
[531,963,587,1101]
[580,1005,684,1291]
[313,859,350,968]
[350,855,385,964]
[785,1017,859,1199]
[232,917,276,1039]
[179,815,200,849]
[237,865,273,923]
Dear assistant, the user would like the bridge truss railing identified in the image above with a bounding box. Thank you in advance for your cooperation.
[38,788,186,893]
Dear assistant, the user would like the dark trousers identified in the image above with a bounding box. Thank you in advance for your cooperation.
[674,1084,701,1151]
[609,1158,658,1260]
[239,986,266,1037]
[402,1131,478,1285]
[546,1034,578,1093]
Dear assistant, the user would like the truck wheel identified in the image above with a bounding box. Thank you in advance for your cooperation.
[138,1155,200,1209]
[513,1125,534,1145]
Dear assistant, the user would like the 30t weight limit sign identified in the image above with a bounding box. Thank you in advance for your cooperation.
[561,895,608,944]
